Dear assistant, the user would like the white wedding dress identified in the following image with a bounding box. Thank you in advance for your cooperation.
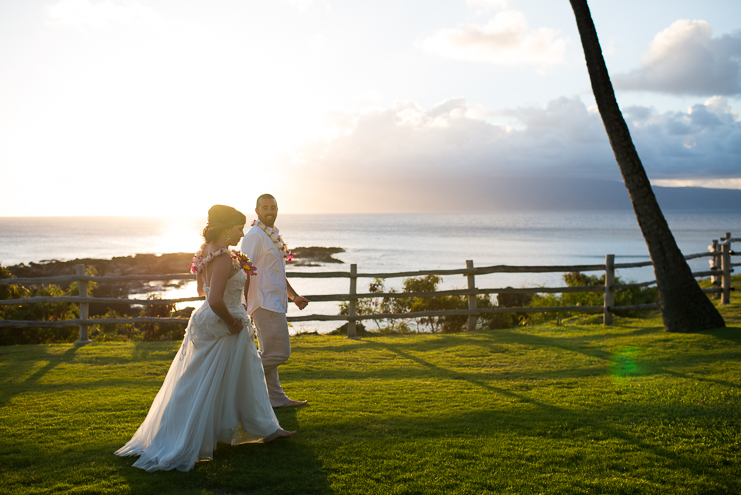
[115,268,282,472]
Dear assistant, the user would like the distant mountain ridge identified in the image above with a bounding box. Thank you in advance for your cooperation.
[437,177,741,211]
[653,185,741,210]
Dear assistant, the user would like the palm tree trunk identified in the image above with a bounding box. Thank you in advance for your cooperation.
[569,0,724,332]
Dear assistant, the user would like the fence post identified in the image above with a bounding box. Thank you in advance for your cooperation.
[74,264,91,344]
[347,264,358,339]
[721,233,732,305]
[710,239,721,299]
[604,254,615,326]
[466,260,478,331]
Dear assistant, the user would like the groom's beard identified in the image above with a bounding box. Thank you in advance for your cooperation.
[258,213,276,227]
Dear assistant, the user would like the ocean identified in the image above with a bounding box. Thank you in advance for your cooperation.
[1,210,739,333]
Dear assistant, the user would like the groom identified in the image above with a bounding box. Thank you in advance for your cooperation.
[241,193,309,408]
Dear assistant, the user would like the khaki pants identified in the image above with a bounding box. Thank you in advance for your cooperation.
[251,308,291,407]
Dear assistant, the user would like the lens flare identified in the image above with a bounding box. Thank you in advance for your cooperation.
[610,346,641,384]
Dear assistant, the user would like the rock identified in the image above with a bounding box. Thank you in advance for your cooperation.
[497,289,533,308]
[4,247,345,298]
[5,253,195,299]
[7,253,193,279]
[329,322,369,336]
[289,247,344,265]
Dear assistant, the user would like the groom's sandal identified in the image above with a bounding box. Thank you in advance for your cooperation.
[274,400,308,408]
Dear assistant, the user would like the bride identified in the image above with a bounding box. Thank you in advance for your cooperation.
[115,205,295,472]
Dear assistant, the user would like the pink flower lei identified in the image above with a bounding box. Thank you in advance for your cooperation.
[190,245,227,274]
[252,220,293,261]
[190,245,257,276]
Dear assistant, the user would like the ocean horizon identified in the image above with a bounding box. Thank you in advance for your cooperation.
[2,210,738,333]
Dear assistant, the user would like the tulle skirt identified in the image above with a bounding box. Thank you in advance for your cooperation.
[115,306,281,472]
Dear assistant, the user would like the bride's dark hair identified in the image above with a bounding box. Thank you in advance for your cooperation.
[202,205,247,242]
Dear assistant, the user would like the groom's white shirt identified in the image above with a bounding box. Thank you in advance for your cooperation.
[241,224,288,315]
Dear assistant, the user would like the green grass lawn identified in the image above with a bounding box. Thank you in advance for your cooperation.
[1,289,740,494]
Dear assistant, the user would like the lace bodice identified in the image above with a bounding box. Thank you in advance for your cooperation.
[204,269,247,309]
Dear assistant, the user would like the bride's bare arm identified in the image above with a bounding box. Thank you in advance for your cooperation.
[207,255,243,333]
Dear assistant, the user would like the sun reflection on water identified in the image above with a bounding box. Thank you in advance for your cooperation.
[149,218,205,255]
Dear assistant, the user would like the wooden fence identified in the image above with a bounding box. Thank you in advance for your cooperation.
[0,233,737,342]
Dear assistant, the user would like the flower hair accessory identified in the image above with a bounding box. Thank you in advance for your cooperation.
[232,251,257,276]
[252,220,293,261]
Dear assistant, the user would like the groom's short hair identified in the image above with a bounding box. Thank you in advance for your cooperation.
[256,194,276,209]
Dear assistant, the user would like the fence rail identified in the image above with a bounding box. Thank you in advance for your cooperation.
[0,232,737,341]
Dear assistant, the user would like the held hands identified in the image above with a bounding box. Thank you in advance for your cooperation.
[293,295,309,310]
[227,317,244,334]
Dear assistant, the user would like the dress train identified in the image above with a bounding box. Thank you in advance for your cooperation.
[115,270,281,472]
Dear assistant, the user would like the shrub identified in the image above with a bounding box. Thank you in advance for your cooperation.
[1,264,190,344]
[525,271,659,324]
[89,310,139,342]
[0,265,99,345]
[338,275,516,333]
[138,295,187,341]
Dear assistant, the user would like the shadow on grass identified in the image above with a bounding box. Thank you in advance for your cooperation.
[645,365,741,390]
[22,345,80,385]
[703,325,741,344]
[366,340,562,412]
[358,340,739,492]
[290,325,741,385]
[293,325,662,361]
[131,340,181,362]
[0,345,80,407]
[112,406,329,495]
[113,440,330,495]
[0,343,185,407]
[492,326,661,360]
[109,350,329,494]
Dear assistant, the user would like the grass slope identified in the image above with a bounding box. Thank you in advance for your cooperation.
[1,283,740,494]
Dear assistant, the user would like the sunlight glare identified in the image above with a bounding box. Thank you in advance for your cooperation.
[151,218,205,254]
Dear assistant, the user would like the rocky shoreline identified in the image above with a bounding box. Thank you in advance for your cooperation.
[5,246,345,299]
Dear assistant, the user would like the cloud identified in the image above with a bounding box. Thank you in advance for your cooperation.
[296,96,615,178]
[653,178,741,189]
[46,0,162,29]
[614,20,741,96]
[419,10,567,68]
[282,96,741,211]
[353,90,384,108]
[279,0,331,12]
[623,96,741,178]
[465,0,509,13]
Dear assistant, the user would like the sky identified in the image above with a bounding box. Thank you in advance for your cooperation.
[1,0,740,216]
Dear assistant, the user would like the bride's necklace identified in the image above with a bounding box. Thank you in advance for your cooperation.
[252,220,293,261]
[190,244,228,274]
[190,244,256,275]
